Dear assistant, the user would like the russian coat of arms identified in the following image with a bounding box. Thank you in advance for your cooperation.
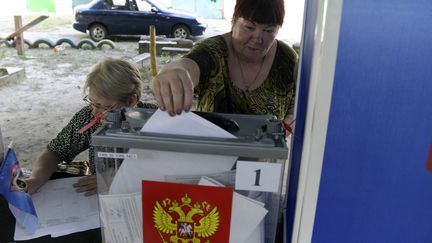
[153,194,220,243]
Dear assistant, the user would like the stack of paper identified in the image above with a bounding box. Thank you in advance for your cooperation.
[199,176,268,243]
[99,192,142,243]
[14,177,100,241]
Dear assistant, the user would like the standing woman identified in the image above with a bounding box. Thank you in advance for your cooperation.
[152,0,297,124]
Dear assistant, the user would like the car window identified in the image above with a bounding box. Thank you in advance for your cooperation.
[103,0,113,9]
[112,0,126,5]
[108,0,137,11]
[147,0,168,11]
[136,0,152,12]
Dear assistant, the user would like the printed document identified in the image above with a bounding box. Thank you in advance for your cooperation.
[99,192,142,243]
[199,176,267,243]
[14,177,100,240]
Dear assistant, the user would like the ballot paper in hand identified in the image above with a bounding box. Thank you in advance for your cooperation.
[198,176,268,243]
[109,109,237,194]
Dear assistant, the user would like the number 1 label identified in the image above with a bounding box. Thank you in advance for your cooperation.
[235,161,282,193]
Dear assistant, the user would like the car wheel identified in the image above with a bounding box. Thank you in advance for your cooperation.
[89,24,108,42]
[172,25,190,39]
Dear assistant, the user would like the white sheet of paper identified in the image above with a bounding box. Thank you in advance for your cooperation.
[245,219,265,243]
[14,177,100,241]
[198,176,268,243]
[109,109,237,194]
[99,192,142,243]
[164,170,236,186]
[235,161,282,193]
[141,109,236,138]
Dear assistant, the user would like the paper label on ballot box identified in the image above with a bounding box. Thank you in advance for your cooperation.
[142,180,233,243]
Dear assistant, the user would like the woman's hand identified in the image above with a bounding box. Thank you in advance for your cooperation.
[73,175,97,197]
[283,114,295,137]
[25,177,44,194]
[152,58,199,116]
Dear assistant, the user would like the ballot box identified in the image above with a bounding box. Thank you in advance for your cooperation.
[92,108,289,243]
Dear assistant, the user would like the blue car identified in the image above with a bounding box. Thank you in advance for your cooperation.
[73,0,207,41]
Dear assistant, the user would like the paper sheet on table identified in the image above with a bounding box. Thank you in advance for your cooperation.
[99,192,142,243]
[109,109,237,194]
[198,176,267,243]
[14,177,100,240]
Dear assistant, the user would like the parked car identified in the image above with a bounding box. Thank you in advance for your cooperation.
[73,0,207,41]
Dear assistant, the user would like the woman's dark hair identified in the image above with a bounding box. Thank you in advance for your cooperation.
[233,0,285,25]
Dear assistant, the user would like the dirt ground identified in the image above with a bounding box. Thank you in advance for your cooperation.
[0,42,145,169]
[0,16,202,170]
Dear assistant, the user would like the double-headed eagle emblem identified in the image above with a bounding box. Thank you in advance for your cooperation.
[153,194,220,243]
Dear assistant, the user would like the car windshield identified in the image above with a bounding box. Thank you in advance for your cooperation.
[145,0,168,11]
[88,0,104,7]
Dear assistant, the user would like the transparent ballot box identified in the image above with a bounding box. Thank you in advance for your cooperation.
[92,108,289,243]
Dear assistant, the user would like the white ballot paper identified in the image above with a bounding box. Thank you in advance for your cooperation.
[14,177,100,241]
[109,109,237,194]
[165,170,236,186]
[198,176,268,243]
[99,192,142,243]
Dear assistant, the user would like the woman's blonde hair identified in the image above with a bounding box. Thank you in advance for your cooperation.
[84,57,142,104]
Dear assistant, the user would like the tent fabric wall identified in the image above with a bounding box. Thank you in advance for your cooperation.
[311,0,432,242]
[284,0,318,240]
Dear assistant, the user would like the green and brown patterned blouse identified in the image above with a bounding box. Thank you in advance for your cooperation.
[184,35,298,119]
[47,101,157,173]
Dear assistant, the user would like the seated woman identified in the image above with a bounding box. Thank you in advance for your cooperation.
[26,57,157,196]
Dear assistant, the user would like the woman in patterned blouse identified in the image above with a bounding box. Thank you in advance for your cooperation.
[152,0,297,124]
[26,57,156,196]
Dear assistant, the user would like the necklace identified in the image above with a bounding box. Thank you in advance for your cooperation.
[232,45,265,91]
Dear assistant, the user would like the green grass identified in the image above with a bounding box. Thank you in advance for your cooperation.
[0,15,74,33]
[23,15,74,30]
[0,47,6,59]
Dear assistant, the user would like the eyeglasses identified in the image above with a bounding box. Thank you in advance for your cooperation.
[83,95,116,112]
